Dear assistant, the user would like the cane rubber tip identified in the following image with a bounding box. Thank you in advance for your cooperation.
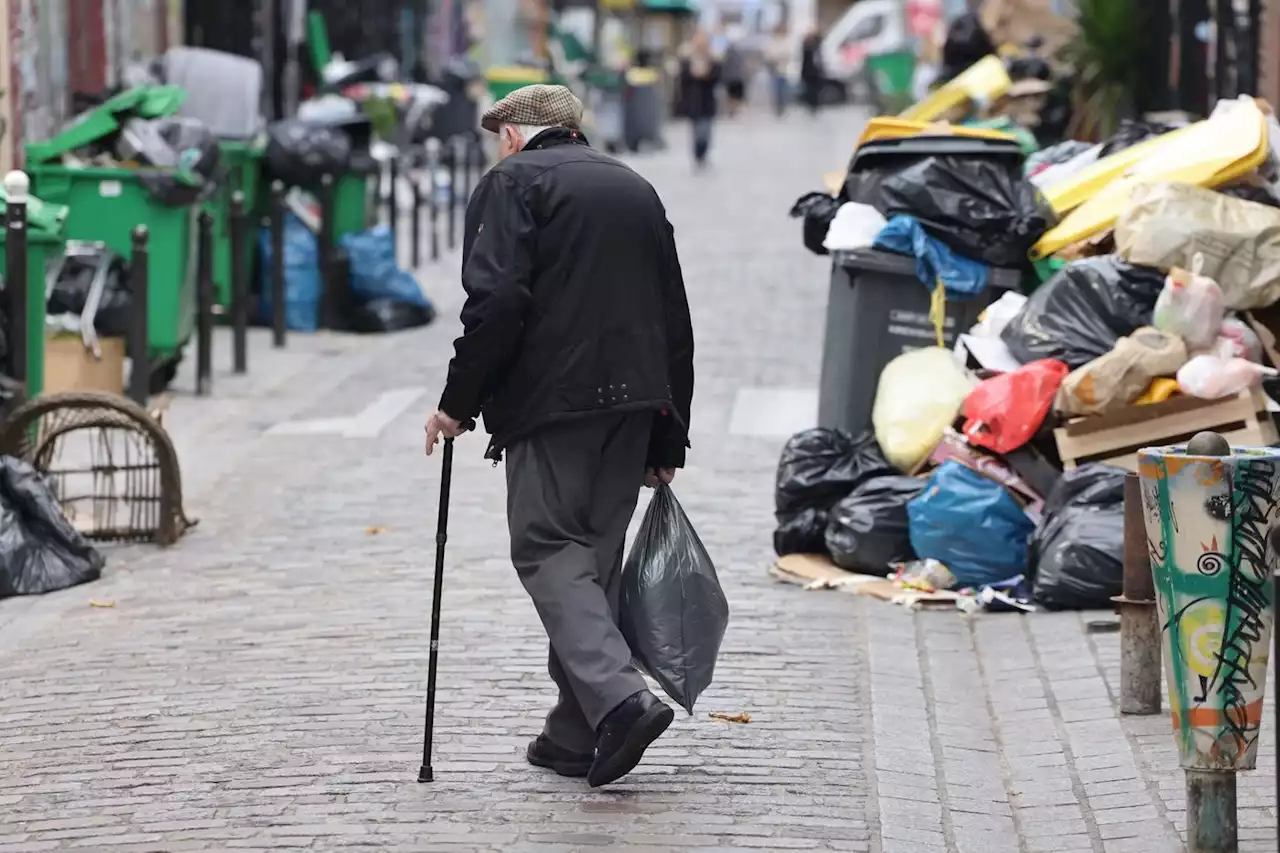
[131,224,150,244]
[3,170,29,202]
[1187,431,1232,457]
[417,765,434,783]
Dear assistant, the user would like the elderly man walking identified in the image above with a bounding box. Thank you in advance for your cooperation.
[424,85,695,788]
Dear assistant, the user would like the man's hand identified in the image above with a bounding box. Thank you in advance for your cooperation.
[424,410,466,456]
[644,467,676,488]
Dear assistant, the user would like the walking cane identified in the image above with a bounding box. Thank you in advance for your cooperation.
[418,421,472,783]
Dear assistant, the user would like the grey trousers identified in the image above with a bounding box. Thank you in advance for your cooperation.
[505,412,651,753]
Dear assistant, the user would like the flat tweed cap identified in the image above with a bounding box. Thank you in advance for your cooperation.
[482,84,584,133]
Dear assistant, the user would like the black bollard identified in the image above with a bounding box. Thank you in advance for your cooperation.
[388,154,400,258]
[128,226,150,408]
[318,173,336,330]
[446,141,457,252]
[230,191,249,375]
[3,171,28,394]
[411,167,422,269]
[269,181,287,348]
[460,135,473,208]
[196,211,214,397]
[429,152,440,263]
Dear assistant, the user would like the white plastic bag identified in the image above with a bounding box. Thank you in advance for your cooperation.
[1214,317,1263,362]
[968,291,1029,339]
[873,348,975,472]
[1176,354,1276,399]
[823,202,888,251]
[1152,255,1225,350]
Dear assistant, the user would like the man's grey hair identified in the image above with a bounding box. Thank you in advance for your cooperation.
[502,122,554,141]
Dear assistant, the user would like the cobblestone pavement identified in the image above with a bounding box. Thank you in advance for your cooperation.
[0,106,1276,853]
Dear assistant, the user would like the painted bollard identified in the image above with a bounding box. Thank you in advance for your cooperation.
[1137,436,1278,853]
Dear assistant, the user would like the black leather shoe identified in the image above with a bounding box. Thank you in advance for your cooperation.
[526,734,593,778]
[587,690,674,787]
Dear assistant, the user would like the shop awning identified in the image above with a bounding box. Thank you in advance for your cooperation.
[642,0,700,15]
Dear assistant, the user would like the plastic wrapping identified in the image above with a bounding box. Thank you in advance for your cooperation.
[825,476,923,573]
[873,348,975,472]
[619,485,729,715]
[256,214,320,332]
[1215,317,1262,361]
[1056,327,1188,417]
[773,507,830,557]
[0,456,105,598]
[46,245,134,337]
[907,460,1035,588]
[790,192,842,256]
[879,156,1057,268]
[1024,140,1095,177]
[1176,354,1274,399]
[123,116,221,206]
[872,214,989,297]
[962,359,1068,453]
[349,298,435,334]
[1152,262,1225,350]
[824,202,887,252]
[1097,119,1178,158]
[940,14,996,81]
[339,226,433,307]
[265,119,353,189]
[1000,257,1166,368]
[1030,463,1126,610]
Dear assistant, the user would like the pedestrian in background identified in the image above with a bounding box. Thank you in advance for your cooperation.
[424,84,695,788]
[800,27,825,116]
[722,33,747,118]
[678,29,722,168]
[764,24,793,117]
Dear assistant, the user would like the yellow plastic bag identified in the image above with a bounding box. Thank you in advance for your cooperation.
[872,348,976,472]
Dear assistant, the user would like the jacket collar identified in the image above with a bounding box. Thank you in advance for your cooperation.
[526,127,590,150]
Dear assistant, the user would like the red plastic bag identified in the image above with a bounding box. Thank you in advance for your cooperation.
[962,359,1069,454]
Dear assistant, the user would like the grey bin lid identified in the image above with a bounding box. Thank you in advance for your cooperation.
[833,248,1022,293]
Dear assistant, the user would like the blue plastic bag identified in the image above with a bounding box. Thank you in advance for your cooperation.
[257,213,319,332]
[873,214,989,298]
[339,225,431,308]
[907,461,1034,587]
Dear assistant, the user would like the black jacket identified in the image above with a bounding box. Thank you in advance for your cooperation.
[678,60,721,120]
[438,129,694,467]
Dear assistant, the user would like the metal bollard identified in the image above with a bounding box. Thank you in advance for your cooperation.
[1117,472,1161,715]
[460,134,473,207]
[410,167,422,269]
[127,226,150,408]
[446,141,457,252]
[388,154,400,258]
[318,173,336,330]
[1138,432,1279,853]
[429,149,440,263]
[195,211,215,397]
[3,171,28,396]
[269,181,287,348]
[229,191,249,375]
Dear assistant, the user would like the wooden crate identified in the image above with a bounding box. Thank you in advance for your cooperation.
[1054,390,1278,472]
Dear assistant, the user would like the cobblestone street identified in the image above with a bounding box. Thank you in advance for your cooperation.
[0,107,1277,853]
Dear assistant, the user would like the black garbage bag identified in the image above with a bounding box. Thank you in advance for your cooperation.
[789,192,843,256]
[265,119,352,188]
[1098,119,1179,158]
[1219,183,1280,208]
[1031,463,1126,609]
[941,13,996,82]
[774,428,896,557]
[878,156,1056,267]
[0,456,105,598]
[825,475,924,573]
[1001,256,1166,367]
[46,245,133,337]
[349,298,436,334]
[121,116,221,206]
[620,485,729,714]
[1024,140,1095,175]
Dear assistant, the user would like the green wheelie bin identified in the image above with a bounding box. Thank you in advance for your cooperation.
[0,187,68,399]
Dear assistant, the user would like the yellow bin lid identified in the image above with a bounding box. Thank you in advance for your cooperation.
[900,55,1011,122]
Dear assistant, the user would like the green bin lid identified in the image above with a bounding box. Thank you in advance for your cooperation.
[0,188,68,242]
[24,84,189,165]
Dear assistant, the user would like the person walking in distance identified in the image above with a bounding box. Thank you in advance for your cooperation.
[678,29,722,168]
[721,31,748,118]
[424,84,695,788]
[764,23,793,117]
[800,27,826,116]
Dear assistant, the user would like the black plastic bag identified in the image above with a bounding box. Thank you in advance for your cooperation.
[1098,119,1178,158]
[46,245,134,337]
[789,192,842,256]
[1001,257,1166,368]
[879,156,1056,267]
[825,475,924,573]
[0,456,105,598]
[620,485,729,714]
[349,298,436,334]
[265,119,353,189]
[775,428,896,517]
[123,116,222,206]
[773,507,830,557]
[940,14,996,82]
[1031,464,1126,610]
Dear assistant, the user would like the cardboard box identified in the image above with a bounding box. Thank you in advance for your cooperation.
[44,335,125,396]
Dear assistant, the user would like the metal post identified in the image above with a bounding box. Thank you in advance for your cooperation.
[388,153,400,258]
[230,191,249,375]
[1117,472,1161,715]
[270,181,287,348]
[196,211,214,397]
[3,171,28,395]
[429,147,440,262]
[460,135,473,207]
[127,226,150,407]
[446,140,457,251]
[318,173,336,330]
[411,166,422,269]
